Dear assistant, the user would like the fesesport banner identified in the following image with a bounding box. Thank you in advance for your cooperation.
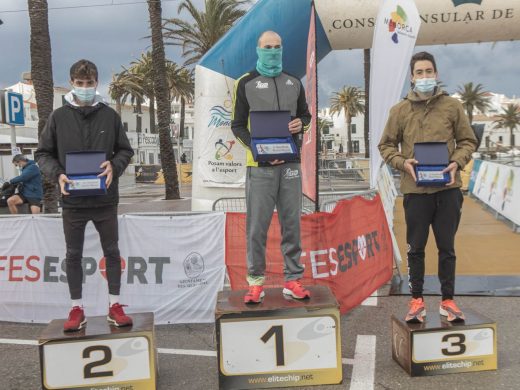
[225,194,393,314]
[369,0,421,187]
[472,160,520,225]
[0,213,226,324]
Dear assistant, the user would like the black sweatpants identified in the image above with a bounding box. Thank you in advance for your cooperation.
[62,206,121,300]
[403,189,463,300]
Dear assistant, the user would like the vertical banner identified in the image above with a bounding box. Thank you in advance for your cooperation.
[302,2,318,205]
[369,0,421,187]
[194,66,246,188]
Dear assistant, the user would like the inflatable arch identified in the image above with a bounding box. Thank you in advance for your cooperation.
[191,0,520,210]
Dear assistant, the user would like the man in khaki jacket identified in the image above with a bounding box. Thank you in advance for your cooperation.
[378,51,477,323]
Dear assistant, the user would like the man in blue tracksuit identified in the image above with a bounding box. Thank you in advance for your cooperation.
[6,154,43,214]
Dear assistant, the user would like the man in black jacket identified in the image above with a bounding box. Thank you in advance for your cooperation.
[36,59,134,332]
[231,31,312,303]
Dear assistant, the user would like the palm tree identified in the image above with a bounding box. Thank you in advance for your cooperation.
[108,69,143,117]
[493,104,520,148]
[28,0,59,213]
[148,0,180,199]
[128,52,157,133]
[329,87,365,155]
[166,64,194,138]
[457,82,492,124]
[162,0,249,66]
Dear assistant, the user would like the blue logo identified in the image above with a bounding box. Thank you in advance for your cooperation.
[208,105,231,128]
[452,0,482,6]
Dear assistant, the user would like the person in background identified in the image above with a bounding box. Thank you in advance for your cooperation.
[5,154,42,214]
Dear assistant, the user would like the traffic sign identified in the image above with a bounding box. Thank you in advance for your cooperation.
[5,91,25,126]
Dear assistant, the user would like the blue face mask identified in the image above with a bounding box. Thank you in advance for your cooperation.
[256,46,283,78]
[414,78,437,93]
[73,86,97,103]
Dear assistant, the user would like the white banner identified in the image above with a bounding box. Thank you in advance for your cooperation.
[472,161,520,226]
[0,213,226,324]
[369,0,421,187]
[195,66,246,188]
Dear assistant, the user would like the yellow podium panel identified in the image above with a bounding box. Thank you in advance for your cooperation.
[392,308,497,376]
[39,312,157,390]
[216,286,342,389]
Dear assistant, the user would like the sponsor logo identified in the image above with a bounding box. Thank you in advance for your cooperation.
[183,252,204,279]
[452,0,482,6]
[208,105,231,128]
[283,167,300,179]
[214,138,235,161]
[285,79,294,86]
[303,230,382,279]
[256,81,269,89]
[384,5,414,44]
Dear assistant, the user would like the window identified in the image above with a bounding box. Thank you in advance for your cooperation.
[139,151,146,164]
[123,122,128,132]
[149,153,154,165]
[351,124,357,134]
[498,136,503,143]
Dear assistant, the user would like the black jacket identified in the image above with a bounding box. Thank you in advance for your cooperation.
[35,102,134,209]
[231,70,311,167]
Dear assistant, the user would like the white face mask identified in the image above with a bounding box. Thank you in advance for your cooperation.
[73,86,97,103]
[414,78,437,93]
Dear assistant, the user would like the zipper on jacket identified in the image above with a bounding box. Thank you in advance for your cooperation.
[274,78,281,110]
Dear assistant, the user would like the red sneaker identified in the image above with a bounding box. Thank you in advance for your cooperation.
[107,303,133,327]
[405,298,426,323]
[440,299,465,322]
[64,306,86,332]
[283,280,311,299]
[244,285,265,303]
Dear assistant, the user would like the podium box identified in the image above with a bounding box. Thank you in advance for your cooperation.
[392,308,497,376]
[215,285,342,389]
[39,312,157,390]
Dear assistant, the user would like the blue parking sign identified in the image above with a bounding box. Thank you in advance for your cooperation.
[5,91,25,126]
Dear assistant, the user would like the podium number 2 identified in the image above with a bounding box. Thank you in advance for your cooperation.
[261,325,285,366]
[83,345,114,379]
[441,333,466,356]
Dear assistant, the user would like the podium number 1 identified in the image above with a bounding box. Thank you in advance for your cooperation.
[83,345,114,379]
[261,325,285,366]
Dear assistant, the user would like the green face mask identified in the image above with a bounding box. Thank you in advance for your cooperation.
[256,46,283,77]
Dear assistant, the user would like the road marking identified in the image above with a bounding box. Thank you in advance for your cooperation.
[0,339,217,357]
[361,290,378,306]
[0,338,38,346]
[349,335,376,390]
[158,348,216,357]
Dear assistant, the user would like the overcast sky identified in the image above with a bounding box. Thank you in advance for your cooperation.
[1,0,519,108]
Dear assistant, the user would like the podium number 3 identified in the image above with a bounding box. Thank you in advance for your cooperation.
[441,333,466,356]
[83,345,114,379]
[261,325,285,366]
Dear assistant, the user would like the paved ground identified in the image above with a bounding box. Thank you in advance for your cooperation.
[1,182,519,389]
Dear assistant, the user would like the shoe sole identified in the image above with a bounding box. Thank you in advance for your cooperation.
[282,288,310,299]
[64,318,87,332]
[244,291,265,304]
[439,307,465,322]
[405,309,426,323]
[107,316,133,327]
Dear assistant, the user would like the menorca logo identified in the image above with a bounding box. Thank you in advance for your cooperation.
[452,0,482,6]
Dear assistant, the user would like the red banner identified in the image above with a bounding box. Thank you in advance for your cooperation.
[302,3,318,204]
[225,194,393,314]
